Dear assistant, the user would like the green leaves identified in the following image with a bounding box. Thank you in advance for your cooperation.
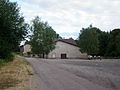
[0,0,28,59]
[106,29,120,57]
[78,25,120,58]
[78,25,101,55]
[30,16,57,56]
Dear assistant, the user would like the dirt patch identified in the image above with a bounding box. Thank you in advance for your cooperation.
[0,56,33,90]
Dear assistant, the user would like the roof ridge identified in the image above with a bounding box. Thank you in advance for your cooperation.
[58,38,78,46]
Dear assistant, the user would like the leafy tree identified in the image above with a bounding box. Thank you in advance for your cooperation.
[106,29,120,57]
[0,0,28,59]
[116,32,120,57]
[78,25,100,56]
[98,32,110,56]
[30,16,57,57]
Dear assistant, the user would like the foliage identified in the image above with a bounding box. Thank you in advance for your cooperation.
[78,25,120,58]
[0,59,5,67]
[27,51,32,55]
[78,25,101,55]
[0,0,28,60]
[30,16,58,56]
[98,32,110,56]
[106,29,120,57]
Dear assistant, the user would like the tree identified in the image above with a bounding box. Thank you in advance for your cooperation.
[0,0,28,59]
[98,32,110,56]
[30,16,57,57]
[78,25,100,56]
[106,29,120,57]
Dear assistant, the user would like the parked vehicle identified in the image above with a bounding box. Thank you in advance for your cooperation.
[88,55,93,60]
[88,55,102,60]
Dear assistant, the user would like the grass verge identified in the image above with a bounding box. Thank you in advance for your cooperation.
[0,59,5,67]
[0,55,33,90]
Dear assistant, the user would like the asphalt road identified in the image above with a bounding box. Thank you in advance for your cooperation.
[25,58,120,90]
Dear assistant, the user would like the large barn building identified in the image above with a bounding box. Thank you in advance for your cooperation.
[21,38,87,59]
[48,38,87,59]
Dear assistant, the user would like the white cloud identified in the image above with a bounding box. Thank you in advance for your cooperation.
[10,0,120,39]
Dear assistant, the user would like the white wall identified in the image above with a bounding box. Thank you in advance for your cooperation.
[23,44,31,54]
[48,41,87,59]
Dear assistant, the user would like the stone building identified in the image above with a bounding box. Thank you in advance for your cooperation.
[20,44,31,56]
[21,38,87,59]
[48,38,87,59]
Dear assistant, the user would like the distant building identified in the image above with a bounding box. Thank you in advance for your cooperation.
[48,38,87,59]
[21,38,87,59]
[20,44,31,56]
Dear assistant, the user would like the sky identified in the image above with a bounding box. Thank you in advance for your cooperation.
[10,0,120,39]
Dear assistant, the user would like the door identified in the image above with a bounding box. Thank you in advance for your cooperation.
[61,54,67,59]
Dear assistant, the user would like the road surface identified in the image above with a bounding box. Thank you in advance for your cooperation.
[25,58,120,90]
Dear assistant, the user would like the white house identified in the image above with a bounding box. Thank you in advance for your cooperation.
[21,38,87,59]
[48,38,87,59]
[20,44,31,56]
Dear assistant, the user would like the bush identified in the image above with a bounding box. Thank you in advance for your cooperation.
[27,52,32,55]
[0,53,14,62]
[16,52,23,56]
[0,59,6,67]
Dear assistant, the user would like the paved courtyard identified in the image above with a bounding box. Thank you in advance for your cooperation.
[26,58,120,90]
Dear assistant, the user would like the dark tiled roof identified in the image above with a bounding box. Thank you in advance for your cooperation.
[58,38,78,46]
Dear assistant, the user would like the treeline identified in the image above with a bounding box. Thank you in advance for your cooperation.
[0,0,120,61]
[0,0,28,60]
[0,0,58,60]
[77,25,120,58]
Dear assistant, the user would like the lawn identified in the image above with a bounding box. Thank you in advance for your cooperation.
[0,55,33,90]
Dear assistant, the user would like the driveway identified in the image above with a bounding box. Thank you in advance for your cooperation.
[25,58,120,90]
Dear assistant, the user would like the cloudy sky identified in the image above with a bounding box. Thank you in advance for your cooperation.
[10,0,120,39]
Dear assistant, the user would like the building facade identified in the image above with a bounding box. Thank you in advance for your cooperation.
[48,39,87,59]
[21,38,87,59]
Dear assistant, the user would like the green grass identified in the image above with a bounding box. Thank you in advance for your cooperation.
[0,59,6,67]
[0,53,15,67]
[0,58,13,68]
